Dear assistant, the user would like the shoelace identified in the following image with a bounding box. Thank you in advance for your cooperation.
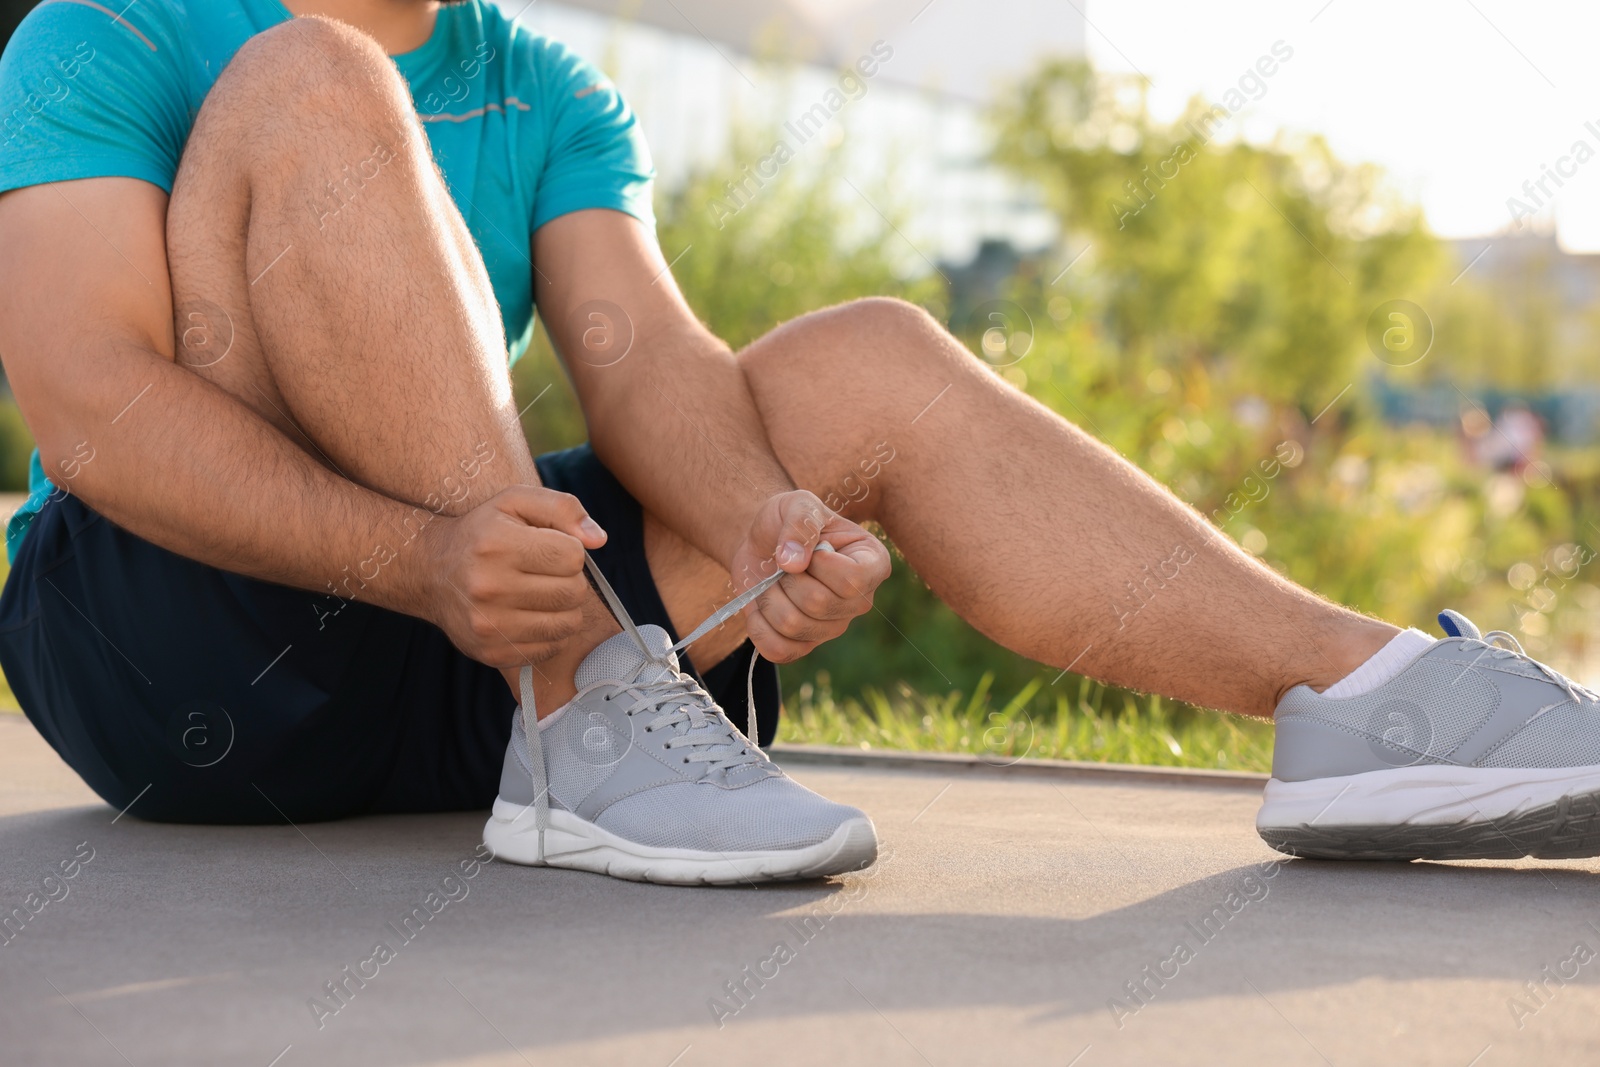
[604,672,763,771]
[515,546,832,850]
[1475,629,1600,705]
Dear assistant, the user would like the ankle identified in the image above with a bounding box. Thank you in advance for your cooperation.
[502,617,622,719]
[1279,618,1403,704]
[500,664,572,719]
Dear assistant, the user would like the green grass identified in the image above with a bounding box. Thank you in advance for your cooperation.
[778,672,1275,772]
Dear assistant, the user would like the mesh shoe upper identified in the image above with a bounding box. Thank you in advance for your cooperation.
[500,624,867,852]
[1272,610,1600,781]
[1479,700,1600,769]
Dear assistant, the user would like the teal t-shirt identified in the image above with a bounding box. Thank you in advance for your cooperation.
[0,0,655,559]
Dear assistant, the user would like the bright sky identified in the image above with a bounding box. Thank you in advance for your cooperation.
[1085,0,1600,249]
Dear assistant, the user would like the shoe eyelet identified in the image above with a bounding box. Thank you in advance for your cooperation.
[682,757,689,764]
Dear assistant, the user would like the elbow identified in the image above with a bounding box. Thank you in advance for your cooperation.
[35,436,96,489]
[17,388,100,491]
[10,389,76,489]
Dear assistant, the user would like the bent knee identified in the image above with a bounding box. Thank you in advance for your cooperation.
[203,18,412,139]
[226,17,393,88]
[740,296,962,388]
[813,296,943,346]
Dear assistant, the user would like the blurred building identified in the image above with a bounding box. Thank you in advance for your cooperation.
[507,0,1079,263]
[539,0,1085,104]
[1449,232,1600,384]
[1372,378,1600,448]
[1374,234,1600,445]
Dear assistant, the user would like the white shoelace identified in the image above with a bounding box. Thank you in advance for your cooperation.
[516,547,830,850]
[1476,629,1600,705]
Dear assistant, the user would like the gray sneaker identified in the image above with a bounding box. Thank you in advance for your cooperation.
[1258,609,1600,860]
[483,554,878,885]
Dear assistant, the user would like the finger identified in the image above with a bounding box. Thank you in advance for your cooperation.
[741,603,818,664]
[768,569,865,622]
[729,555,783,596]
[748,591,845,646]
[493,485,607,548]
[464,571,591,613]
[773,493,831,572]
[798,540,888,602]
[496,526,588,578]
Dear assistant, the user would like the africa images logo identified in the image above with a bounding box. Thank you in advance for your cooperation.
[166,700,235,768]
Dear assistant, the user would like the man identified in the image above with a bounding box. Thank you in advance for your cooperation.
[0,0,1596,886]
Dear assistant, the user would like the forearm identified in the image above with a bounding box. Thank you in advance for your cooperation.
[585,323,795,568]
[532,211,799,567]
[25,345,441,618]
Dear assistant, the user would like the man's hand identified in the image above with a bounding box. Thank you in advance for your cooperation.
[731,490,892,663]
[417,486,609,668]
[533,212,890,662]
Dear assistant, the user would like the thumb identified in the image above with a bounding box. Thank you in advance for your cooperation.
[492,485,607,548]
[773,492,828,572]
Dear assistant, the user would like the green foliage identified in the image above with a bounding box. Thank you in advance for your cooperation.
[654,128,943,348]
[0,397,34,492]
[512,337,588,458]
[506,55,1600,765]
[1427,254,1565,389]
[511,124,940,455]
[975,63,1599,664]
[991,60,1441,409]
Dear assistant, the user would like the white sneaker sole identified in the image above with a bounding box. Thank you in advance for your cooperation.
[1257,763,1600,860]
[482,797,879,885]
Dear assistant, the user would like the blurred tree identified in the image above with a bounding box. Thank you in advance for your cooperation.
[1428,270,1558,390]
[506,55,1600,711]
[0,399,30,490]
[991,60,1441,411]
[512,125,940,454]
[655,128,942,347]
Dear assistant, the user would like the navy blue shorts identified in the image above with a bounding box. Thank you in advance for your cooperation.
[0,445,779,824]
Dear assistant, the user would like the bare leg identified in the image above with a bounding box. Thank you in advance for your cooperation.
[164,18,615,711]
[735,298,1398,718]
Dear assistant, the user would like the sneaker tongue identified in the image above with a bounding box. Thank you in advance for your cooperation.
[1437,609,1482,641]
[574,624,679,689]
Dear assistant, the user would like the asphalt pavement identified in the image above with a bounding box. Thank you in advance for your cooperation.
[1,713,1596,1066]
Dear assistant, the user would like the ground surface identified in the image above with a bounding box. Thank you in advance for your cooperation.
[2,716,1598,1066]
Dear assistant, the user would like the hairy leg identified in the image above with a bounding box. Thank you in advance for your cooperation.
[164,18,615,710]
[735,298,1398,719]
